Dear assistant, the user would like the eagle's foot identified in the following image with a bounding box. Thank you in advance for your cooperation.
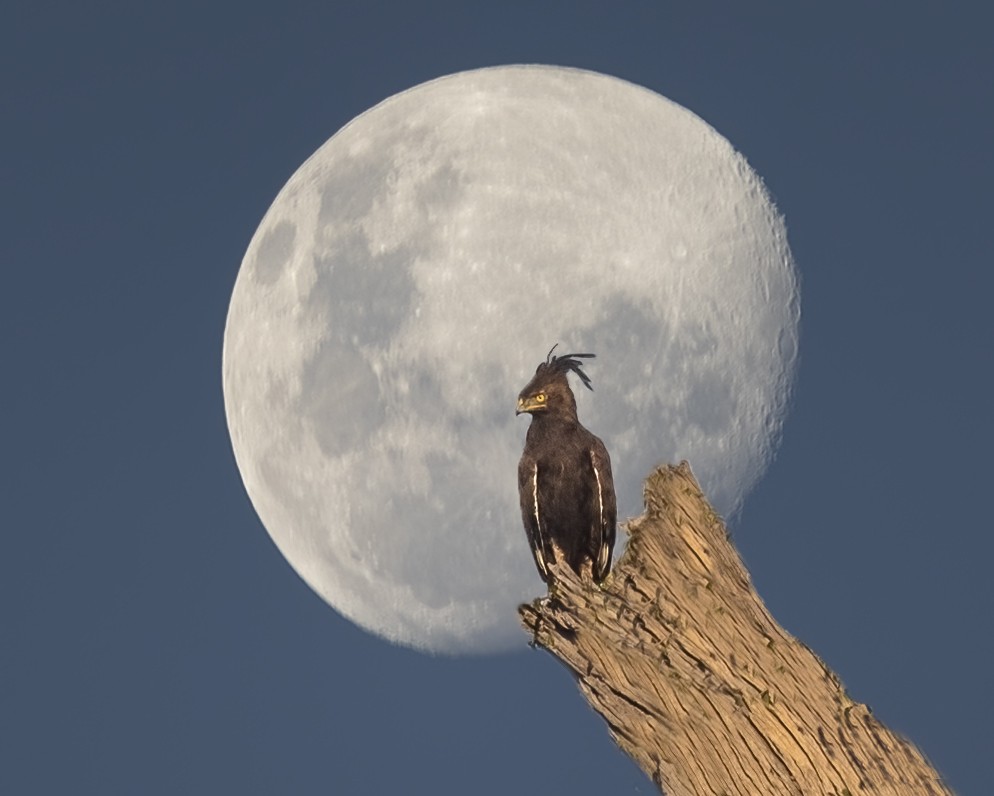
[527,597,554,648]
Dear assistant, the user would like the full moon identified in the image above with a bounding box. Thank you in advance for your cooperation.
[223,66,799,654]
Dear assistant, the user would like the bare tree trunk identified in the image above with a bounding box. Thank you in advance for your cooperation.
[519,462,952,796]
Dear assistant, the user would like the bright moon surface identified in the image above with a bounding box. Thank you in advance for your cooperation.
[223,66,799,654]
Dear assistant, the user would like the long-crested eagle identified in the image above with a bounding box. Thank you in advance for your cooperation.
[516,346,617,584]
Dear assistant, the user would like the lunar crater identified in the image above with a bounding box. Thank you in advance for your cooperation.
[251,220,296,285]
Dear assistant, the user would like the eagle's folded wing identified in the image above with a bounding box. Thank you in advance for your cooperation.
[589,442,617,582]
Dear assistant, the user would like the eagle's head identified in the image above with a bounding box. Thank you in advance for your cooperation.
[516,345,594,419]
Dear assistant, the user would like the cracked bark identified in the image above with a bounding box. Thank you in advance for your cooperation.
[519,462,952,796]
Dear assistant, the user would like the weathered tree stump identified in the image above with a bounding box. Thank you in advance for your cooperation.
[519,462,951,796]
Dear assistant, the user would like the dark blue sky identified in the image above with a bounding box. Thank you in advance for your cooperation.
[4,4,991,794]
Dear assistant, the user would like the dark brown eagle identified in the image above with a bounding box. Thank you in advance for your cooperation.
[516,345,617,583]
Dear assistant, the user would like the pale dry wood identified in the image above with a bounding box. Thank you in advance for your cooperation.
[519,462,952,796]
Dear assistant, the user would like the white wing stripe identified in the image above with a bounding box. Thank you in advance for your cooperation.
[592,456,604,530]
[531,463,549,577]
[532,464,541,533]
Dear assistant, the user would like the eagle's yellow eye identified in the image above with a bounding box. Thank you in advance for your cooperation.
[536,393,546,403]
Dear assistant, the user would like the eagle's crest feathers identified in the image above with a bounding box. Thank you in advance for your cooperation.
[535,343,595,391]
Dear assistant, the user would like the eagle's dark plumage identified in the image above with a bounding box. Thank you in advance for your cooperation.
[516,345,617,584]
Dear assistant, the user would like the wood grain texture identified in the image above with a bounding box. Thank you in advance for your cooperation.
[519,462,952,796]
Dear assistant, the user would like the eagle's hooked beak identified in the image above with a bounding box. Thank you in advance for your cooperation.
[516,396,545,415]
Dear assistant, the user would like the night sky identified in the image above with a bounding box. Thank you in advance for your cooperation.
[4,4,991,794]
